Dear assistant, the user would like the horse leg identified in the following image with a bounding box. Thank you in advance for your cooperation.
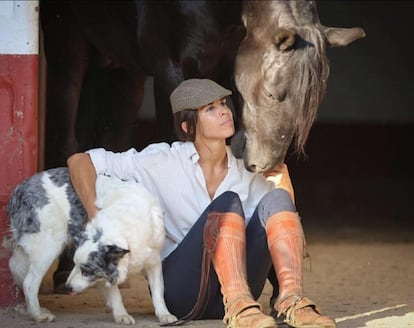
[153,66,184,143]
[44,49,88,168]
[52,247,75,294]
[103,68,147,152]
[41,1,89,168]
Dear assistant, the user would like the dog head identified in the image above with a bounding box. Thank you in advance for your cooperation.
[65,236,130,294]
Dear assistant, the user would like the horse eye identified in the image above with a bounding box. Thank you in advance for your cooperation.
[264,89,276,101]
[277,133,291,142]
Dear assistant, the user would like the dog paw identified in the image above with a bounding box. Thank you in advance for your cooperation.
[114,313,135,325]
[158,313,178,324]
[33,309,56,323]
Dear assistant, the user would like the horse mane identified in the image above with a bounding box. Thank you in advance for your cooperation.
[291,26,330,156]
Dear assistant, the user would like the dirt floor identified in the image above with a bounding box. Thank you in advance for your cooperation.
[1,239,413,328]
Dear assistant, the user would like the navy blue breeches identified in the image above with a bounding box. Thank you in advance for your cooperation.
[162,189,296,319]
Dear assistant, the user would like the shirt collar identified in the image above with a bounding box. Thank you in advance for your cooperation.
[183,141,235,168]
[183,142,200,164]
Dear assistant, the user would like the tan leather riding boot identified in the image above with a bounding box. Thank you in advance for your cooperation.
[206,212,277,328]
[266,211,336,328]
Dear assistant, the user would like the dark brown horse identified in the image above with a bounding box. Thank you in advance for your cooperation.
[40,1,364,171]
[40,0,245,168]
[231,1,365,172]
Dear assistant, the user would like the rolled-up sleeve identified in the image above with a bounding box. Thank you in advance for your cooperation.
[86,148,141,181]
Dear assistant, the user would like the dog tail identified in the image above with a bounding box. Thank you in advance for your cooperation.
[7,183,41,238]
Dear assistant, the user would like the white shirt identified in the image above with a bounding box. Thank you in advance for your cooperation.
[87,141,273,259]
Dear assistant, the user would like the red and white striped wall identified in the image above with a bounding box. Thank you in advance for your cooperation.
[0,0,39,307]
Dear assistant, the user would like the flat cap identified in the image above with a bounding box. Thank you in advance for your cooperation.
[170,79,232,114]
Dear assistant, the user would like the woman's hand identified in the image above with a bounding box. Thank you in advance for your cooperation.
[67,152,99,221]
[264,163,295,204]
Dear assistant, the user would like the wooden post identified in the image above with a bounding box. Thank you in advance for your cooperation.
[0,0,39,307]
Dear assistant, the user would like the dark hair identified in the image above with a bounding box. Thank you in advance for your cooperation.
[173,109,198,141]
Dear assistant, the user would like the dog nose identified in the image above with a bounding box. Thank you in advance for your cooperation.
[63,284,73,294]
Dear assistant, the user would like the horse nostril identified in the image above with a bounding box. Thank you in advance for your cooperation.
[247,161,272,173]
[247,164,257,173]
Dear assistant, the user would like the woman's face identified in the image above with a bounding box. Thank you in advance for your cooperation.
[196,98,235,141]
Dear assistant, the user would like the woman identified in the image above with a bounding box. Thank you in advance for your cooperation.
[67,79,336,328]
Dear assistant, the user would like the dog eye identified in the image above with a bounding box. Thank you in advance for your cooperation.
[80,265,93,277]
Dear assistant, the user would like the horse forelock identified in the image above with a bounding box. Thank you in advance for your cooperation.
[291,26,329,155]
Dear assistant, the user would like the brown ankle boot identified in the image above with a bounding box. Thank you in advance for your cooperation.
[266,211,336,328]
[206,212,277,328]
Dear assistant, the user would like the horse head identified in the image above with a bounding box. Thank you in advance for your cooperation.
[231,0,365,173]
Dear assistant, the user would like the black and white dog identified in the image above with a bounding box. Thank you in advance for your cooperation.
[3,167,177,324]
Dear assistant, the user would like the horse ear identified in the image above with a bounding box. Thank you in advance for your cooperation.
[273,29,296,51]
[323,26,366,48]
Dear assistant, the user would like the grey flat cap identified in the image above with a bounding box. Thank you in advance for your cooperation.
[170,79,232,114]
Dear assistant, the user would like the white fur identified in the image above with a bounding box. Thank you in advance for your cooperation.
[8,174,73,322]
[7,173,177,324]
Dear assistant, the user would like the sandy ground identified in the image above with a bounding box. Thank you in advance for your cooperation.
[1,240,413,328]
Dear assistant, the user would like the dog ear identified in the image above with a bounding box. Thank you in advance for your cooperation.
[104,245,130,262]
[103,245,130,284]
